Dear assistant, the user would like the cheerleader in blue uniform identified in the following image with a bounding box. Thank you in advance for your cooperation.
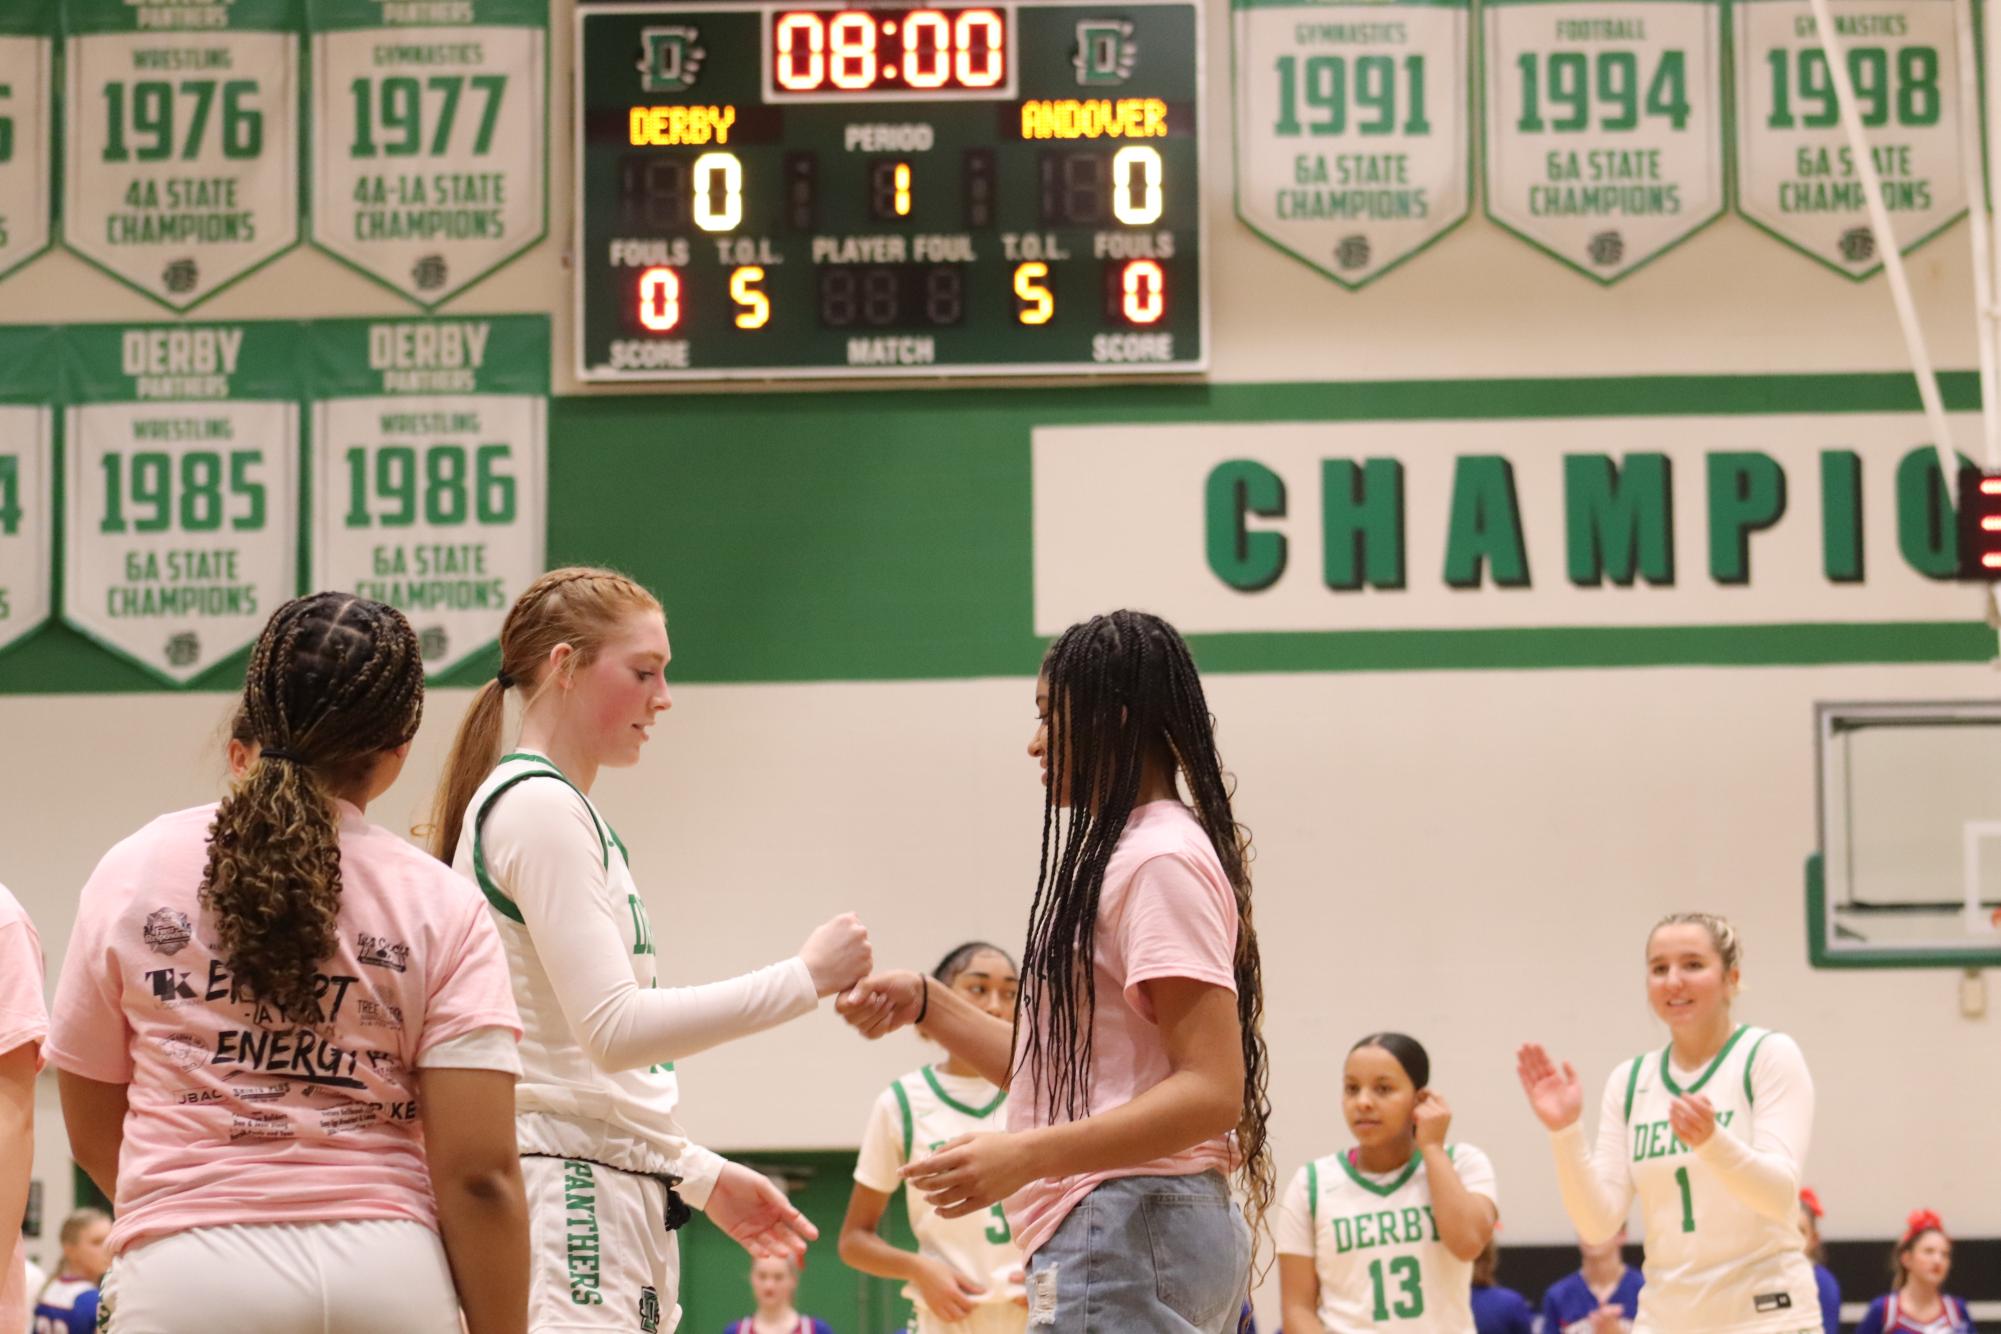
[1855,1212,1978,1334]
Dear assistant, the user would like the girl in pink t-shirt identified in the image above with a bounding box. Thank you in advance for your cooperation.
[0,882,47,1334]
[46,593,530,1334]
[840,610,1270,1334]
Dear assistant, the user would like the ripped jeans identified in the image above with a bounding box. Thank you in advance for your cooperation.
[1025,1172,1251,1333]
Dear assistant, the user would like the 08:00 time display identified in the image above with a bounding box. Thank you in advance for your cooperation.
[616,141,1171,332]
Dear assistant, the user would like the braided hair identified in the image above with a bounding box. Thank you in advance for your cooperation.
[199,593,424,1026]
[1017,610,1274,1235]
[427,566,662,860]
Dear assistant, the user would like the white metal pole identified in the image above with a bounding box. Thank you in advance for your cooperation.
[1805,0,2000,630]
[1985,0,2001,458]
[1805,0,1958,479]
[1954,0,1999,463]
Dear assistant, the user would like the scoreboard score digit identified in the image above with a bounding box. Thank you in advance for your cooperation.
[574,1,1204,382]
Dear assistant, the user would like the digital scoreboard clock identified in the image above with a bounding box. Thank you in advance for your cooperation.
[574,0,1204,381]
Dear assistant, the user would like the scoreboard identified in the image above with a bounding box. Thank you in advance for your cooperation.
[574,0,1205,381]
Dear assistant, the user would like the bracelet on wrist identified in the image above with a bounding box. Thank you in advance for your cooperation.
[915,975,930,1025]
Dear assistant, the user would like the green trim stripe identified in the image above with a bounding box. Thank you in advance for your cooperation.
[1659,1024,1749,1097]
[496,752,627,866]
[472,756,626,922]
[891,1078,915,1162]
[1307,1159,1318,1219]
[1623,1055,1644,1124]
[1336,1149,1422,1198]
[1742,1030,1774,1105]
[921,1065,1006,1120]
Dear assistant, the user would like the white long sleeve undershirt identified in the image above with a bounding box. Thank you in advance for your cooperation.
[1690,1034,1814,1222]
[480,776,819,1074]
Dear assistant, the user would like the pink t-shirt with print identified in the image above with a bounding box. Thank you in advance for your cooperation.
[0,883,47,1334]
[46,802,521,1256]
[1003,800,1240,1256]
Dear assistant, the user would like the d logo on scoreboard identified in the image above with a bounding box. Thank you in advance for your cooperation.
[1074,20,1137,84]
[641,26,707,92]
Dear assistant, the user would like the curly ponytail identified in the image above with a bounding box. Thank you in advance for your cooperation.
[200,594,424,1025]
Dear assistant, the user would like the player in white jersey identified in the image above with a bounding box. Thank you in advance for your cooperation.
[1517,913,1820,1334]
[1277,1033,1498,1334]
[841,942,1027,1334]
[428,567,876,1333]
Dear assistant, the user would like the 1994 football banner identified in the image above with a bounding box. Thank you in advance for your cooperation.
[1482,0,1727,283]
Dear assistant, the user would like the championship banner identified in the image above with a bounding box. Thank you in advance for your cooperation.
[0,328,57,659]
[0,0,57,284]
[308,315,547,676]
[309,0,548,308]
[62,323,301,686]
[61,0,302,311]
[1482,0,1726,283]
[1232,0,1472,289]
[1734,0,1969,278]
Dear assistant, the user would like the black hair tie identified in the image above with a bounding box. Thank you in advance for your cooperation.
[262,746,304,764]
[495,669,516,689]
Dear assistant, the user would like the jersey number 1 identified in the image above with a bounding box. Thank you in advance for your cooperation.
[1368,1257,1424,1321]
[1674,1166,1695,1233]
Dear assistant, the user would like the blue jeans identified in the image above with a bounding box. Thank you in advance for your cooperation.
[1025,1172,1251,1333]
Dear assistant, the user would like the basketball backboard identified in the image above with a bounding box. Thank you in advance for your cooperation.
[1809,701,2001,968]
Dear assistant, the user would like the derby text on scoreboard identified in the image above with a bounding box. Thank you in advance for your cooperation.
[574,0,1205,381]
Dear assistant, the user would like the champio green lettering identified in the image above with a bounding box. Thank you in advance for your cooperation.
[1894,446,1962,579]
[1563,453,1674,587]
[1819,450,1864,582]
[1205,459,1288,592]
[1322,458,1405,590]
[1443,456,1530,589]
[1706,452,1787,584]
